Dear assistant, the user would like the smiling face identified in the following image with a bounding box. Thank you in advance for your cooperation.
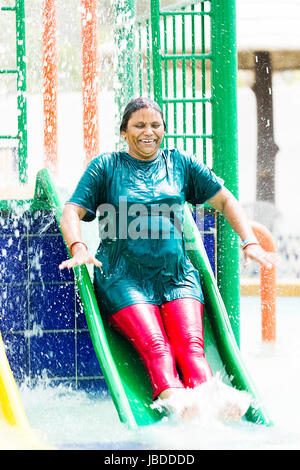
[121,107,165,161]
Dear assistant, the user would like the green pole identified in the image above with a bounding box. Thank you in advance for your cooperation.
[211,0,240,345]
[150,0,162,109]
[16,0,28,184]
[113,0,137,148]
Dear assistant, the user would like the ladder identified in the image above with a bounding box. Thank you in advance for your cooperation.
[150,0,213,163]
[0,0,27,184]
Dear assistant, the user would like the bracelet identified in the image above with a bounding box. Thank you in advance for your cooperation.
[69,240,88,256]
[242,242,259,250]
[241,237,259,250]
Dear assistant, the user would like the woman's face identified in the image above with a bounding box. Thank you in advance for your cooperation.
[121,107,165,161]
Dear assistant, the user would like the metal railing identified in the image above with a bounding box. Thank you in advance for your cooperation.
[0,0,27,183]
[136,1,213,161]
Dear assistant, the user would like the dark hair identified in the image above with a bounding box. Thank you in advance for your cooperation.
[120,97,167,133]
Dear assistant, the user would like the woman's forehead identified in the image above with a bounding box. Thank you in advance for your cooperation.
[129,107,163,122]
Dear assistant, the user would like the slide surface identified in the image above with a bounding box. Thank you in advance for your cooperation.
[0,331,30,429]
[35,169,272,428]
[0,331,54,449]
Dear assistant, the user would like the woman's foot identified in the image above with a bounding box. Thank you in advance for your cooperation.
[154,380,251,424]
[198,378,252,423]
[156,388,199,420]
[216,400,246,422]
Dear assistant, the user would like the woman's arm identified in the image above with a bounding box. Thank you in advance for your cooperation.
[59,203,102,270]
[207,187,277,268]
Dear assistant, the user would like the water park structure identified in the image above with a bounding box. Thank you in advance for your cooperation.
[0,0,278,442]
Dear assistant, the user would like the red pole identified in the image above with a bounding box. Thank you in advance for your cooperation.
[81,0,99,167]
[250,220,277,343]
[42,0,58,174]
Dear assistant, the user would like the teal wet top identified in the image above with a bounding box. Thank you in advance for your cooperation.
[67,148,223,318]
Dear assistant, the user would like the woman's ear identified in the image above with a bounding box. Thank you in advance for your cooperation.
[121,130,127,140]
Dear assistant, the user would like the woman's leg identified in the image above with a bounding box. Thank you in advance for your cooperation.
[160,298,213,389]
[107,303,184,399]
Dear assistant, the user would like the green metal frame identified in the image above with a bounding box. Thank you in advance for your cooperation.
[151,0,213,159]
[211,0,240,344]
[0,0,28,184]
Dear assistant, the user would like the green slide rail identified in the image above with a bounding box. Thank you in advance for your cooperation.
[34,168,272,428]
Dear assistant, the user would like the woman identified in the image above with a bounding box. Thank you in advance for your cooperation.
[59,97,276,420]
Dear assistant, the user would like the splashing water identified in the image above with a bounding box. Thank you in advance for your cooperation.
[16,375,296,451]
[2,297,300,450]
[151,374,252,424]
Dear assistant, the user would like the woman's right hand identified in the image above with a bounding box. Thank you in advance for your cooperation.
[59,243,102,271]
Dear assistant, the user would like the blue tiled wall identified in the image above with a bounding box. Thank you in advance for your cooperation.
[0,209,107,392]
[202,210,217,276]
[194,208,217,276]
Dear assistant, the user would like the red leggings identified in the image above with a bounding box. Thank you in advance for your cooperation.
[108,298,213,399]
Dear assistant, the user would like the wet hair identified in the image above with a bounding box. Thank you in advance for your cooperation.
[120,97,167,133]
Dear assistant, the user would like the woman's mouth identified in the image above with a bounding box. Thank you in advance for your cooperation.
[139,139,156,144]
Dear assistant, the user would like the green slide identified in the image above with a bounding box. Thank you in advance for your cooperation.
[35,169,272,429]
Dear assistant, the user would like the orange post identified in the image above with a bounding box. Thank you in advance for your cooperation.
[250,220,276,343]
[81,0,99,167]
[42,0,58,174]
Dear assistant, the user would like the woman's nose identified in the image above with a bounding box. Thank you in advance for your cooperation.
[143,124,154,135]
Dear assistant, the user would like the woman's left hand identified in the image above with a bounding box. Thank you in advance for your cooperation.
[243,244,279,269]
[207,188,280,270]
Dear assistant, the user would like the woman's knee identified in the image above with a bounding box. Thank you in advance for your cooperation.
[139,331,174,358]
[161,298,205,353]
[173,335,205,360]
